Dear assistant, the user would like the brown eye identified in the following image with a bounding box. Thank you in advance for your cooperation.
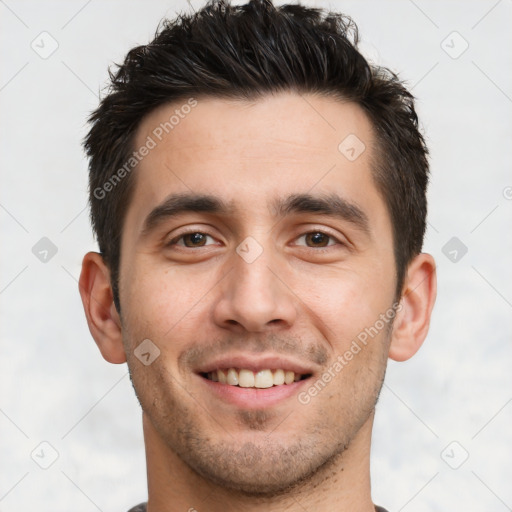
[303,232,332,247]
[166,231,218,249]
[181,232,209,247]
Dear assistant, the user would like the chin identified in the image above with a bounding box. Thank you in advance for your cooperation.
[179,437,346,498]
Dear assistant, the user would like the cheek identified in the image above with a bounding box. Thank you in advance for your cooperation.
[292,263,395,345]
[121,257,219,349]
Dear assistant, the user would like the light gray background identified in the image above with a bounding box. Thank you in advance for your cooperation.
[1,1,511,511]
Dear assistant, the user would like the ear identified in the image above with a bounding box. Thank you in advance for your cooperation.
[389,253,437,362]
[78,252,126,364]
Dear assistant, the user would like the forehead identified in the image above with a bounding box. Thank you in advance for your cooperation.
[124,92,386,237]
[136,92,372,170]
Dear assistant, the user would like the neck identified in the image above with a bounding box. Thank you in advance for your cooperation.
[143,412,377,512]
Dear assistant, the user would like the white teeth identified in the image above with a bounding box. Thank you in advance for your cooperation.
[218,369,227,384]
[272,369,285,386]
[207,368,307,387]
[227,368,239,386]
[254,369,273,388]
[239,369,255,388]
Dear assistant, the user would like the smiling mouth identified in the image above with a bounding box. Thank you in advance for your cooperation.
[201,368,312,389]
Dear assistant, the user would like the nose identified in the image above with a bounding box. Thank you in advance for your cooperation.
[212,250,298,333]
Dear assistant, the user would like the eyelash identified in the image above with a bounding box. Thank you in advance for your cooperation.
[166,230,344,250]
[168,231,217,248]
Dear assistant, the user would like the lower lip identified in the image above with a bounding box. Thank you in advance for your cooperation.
[197,374,309,408]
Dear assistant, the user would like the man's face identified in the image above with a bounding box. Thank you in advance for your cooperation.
[118,92,397,494]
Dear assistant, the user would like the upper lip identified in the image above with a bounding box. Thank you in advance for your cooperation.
[195,354,317,375]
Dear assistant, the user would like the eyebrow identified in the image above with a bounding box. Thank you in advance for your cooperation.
[271,193,370,235]
[140,193,230,237]
[140,192,370,238]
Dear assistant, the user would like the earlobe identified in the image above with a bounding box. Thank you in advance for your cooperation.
[78,252,126,364]
[389,253,437,362]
